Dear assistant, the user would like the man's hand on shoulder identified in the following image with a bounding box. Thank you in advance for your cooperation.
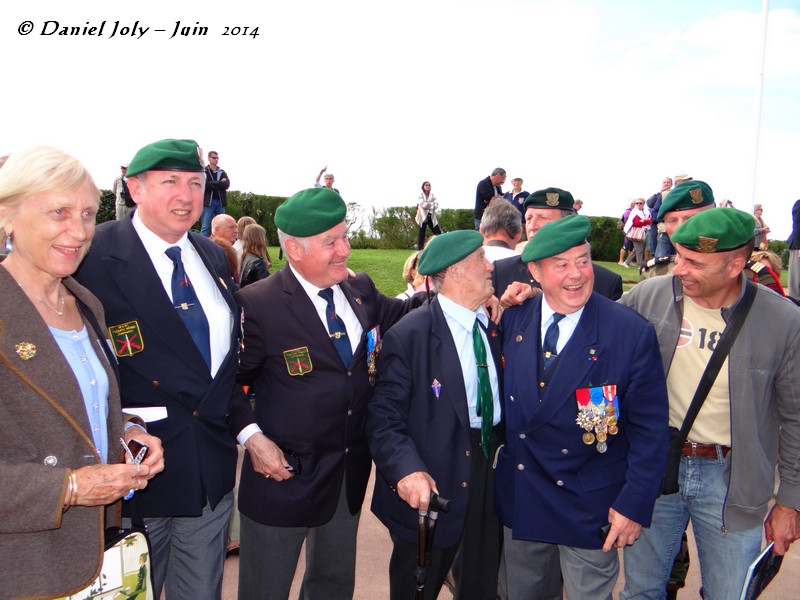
[500,281,538,308]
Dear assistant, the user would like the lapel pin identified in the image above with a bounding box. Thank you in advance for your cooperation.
[355,297,362,305]
[431,379,441,399]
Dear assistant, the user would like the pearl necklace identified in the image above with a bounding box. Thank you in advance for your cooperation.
[18,282,65,317]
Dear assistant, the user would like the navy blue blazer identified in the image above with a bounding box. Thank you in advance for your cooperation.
[74,216,251,517]
[492,255,623,302]
[368,297,503,547]
[496,293,668,548]
[235,269,420,527]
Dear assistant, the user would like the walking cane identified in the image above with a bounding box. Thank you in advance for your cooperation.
[414,492,451,600]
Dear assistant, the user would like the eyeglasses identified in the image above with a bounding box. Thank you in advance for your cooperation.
[209,155,218,159]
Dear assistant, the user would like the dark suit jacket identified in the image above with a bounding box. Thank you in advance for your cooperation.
[74,217,251,517]
[367,297,502,547]
[495,293,668,548]
[235,268,419,527]
[204,166,230,207]
[475,176,499,221]
[0,269,124,598]
[492,255,623,301]
[788,199,800,250]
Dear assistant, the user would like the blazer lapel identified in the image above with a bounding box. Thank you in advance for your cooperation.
[0,270,98,458]
[102,218,205,373]
[339,279,370,365]
[533,295,603,427]
[430,299,471,431]
[282,268,343,364]
[189,233,238,316]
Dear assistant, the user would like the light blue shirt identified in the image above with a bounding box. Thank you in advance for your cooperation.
[438,294,501,428]
[50,325,110,462]
[540,297,584,355]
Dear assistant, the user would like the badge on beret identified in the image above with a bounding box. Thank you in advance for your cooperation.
[689,188,704,204]
[697,236,718,253]
[546,192,560,206]
[108,321,144,357]
[284,346,313,376]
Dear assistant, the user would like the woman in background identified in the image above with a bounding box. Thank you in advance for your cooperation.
[235,215,257,260]
[239,223,272,287]
[415,181,441,250]
[623,198,651,269]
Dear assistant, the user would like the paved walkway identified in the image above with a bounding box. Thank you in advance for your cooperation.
[220,468,799,599]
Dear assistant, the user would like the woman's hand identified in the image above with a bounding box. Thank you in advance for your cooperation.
[71,463,153,507]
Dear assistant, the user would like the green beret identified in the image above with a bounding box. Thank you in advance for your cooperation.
[126,139,205,177]
[523,187,576,212]
[671,207,754,253]
[521,214,591,262]
[275,187,347,237]
[657,180,715,220]
[417,230,484,276]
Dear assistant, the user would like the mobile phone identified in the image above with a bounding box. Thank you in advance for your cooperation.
[598,523,611,543]
[122,438,149,464]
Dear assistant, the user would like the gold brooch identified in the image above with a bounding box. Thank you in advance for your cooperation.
[15,342,37,360]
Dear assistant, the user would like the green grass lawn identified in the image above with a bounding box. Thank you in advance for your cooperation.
[267,248,789,297]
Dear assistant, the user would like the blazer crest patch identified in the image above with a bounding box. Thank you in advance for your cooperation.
[108,321,144,357]
[284,346,313,376]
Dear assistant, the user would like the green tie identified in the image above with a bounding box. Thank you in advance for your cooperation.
[472,319,494,458]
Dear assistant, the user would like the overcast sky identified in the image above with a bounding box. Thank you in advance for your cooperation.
[4,0,799,238]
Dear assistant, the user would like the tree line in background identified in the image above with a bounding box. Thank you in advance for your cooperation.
[97,190,789,264]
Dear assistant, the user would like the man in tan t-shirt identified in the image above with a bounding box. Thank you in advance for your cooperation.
[620,207,800,600]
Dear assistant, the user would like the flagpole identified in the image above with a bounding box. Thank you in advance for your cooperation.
[750,0,770,211]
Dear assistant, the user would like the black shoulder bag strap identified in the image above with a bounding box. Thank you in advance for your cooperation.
[677,279,758,445]
[662,280,757,495]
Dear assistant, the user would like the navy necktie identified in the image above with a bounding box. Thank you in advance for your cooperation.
[542,313,565,369]
[165,246,211,368]
[318,288,352,366]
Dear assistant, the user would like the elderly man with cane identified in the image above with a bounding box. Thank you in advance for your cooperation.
[368,230,503,600]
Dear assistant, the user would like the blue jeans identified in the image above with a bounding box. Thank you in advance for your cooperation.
[648,224,659,256]
[621,453,762,600]
[654,232,674,259]
[201,199,225,237]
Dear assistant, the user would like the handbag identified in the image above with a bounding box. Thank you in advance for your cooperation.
[627,226,647,242]
[661,280,757,495]
[56,527,153,599]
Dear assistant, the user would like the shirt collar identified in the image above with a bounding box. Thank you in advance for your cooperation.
[438,293,488,331]
[289,263,340,301]
[132,210,190,256]
[541,295,584,326]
